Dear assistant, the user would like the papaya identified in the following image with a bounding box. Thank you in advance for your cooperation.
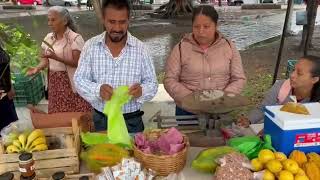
[303,161,320,180]
[307,152,320,169]
[289,150,307,167]
[191,146,236,173]
[81,143,129,173]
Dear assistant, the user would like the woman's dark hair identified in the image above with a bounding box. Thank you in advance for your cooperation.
[102,0,130,18]
[192,5,219,24]
[303,55,320,102]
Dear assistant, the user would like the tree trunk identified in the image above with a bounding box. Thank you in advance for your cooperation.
[300,0,317,50]
[77,0,81,8]
[156,0,193,18]
[305,1,318,50]
[286,0,294,35]
[92,0,104,32]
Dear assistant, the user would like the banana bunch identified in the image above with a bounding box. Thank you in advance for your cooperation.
[6,129,48,154]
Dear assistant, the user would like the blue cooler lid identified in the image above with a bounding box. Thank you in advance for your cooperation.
[264,102,320,130]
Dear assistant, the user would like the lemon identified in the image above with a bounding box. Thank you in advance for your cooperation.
[263,170,276,180]
[251,158,264,171]
[275,152,287,161]
[266,159,283,173]
[279,170,294,180]
[296,168,306,176]
[259,149,275,164]
[283,159,300,174]
[295,175,309,180]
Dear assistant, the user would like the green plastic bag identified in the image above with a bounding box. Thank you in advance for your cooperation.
[81,132,109,146]
[80,86,132,149]
[103,86,132,149]
[227,134,275,160]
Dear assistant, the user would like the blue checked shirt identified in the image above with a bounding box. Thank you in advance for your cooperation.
[74,32,158,113]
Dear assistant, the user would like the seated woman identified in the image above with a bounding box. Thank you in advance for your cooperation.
[237,55,320,128]
[164,5,246,116]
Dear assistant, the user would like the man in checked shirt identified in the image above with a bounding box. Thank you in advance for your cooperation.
[74,0,158,133]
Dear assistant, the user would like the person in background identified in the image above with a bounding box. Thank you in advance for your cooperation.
[237,55,320,128]
[164,5,246,117]
[27,6,91,113]
[74,0,158,133]
[0,45,18,131]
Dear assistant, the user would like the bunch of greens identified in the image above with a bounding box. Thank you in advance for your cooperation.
[0,23,40,77]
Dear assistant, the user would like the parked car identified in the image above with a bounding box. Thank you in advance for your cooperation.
[47,0,77,6]
[228,0,243,6]
[228,0,260,5]
[17,0,42,5]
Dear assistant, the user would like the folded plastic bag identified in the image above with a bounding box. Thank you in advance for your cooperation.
[81,132,109,146]
[227,135,275,160]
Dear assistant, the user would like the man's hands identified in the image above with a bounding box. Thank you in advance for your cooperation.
[100,83,142,101]
[100,84,113,101]
[129,83,142,98]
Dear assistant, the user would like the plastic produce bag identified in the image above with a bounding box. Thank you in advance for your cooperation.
[104,86,132,149]
[81,132,109,146]
[0,120,33,146]
[227,135,275,160]
[80,143,129,173]
[80,86,132,149]
[214,152,253,180]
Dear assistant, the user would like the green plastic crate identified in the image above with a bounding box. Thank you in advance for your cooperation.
[12,72,44,107]
[286,59,298,78]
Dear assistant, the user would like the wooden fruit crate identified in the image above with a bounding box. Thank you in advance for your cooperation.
[38,173,95,180]
[0,118,81,178]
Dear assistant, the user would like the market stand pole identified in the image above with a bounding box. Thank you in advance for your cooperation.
[272,0,294,85]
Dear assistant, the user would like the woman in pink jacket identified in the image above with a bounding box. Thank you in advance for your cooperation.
[164,5,246,116]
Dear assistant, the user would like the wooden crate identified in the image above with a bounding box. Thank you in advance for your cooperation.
[38,173,95,180]
[0,118,81,178]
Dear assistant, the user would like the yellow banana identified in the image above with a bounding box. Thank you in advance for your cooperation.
[12,140,22,150]
[26,129,44,148]
[18,134,27,149]
[6,145,20,154]
[30,144,48,152]
[28,137,46,150]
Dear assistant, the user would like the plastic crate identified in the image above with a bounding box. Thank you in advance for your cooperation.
[12,72,44,107]
[286,59,298,78]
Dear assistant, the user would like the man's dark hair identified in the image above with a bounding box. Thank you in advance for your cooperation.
[192,5,219,24]
[101,0,130,17]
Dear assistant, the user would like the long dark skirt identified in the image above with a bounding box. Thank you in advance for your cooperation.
[0,95,18,131]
